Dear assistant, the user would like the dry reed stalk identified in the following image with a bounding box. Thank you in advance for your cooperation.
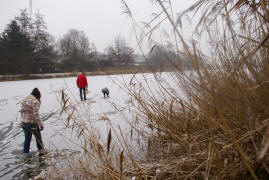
[121,0,269,179]
[259,123,269,160]
[45,0,269,179]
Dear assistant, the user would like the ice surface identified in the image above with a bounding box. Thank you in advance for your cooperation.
[0,72,185,179]
[0,74,132,179]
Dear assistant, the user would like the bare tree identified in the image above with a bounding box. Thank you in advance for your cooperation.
[106,35,134,67]
[60,29,90,62]
[59,29,93,71]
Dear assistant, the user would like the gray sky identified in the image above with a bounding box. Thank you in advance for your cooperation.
[0,0,197,53]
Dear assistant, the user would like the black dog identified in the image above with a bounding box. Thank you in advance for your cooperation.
[102,87,109,98]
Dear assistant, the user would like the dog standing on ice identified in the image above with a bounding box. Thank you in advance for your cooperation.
[102,87,109,98]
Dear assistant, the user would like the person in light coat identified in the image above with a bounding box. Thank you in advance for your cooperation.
[21,88,45,158]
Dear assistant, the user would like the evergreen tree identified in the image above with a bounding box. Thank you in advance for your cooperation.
[33,12,50,52]
[1,20,33,74]
[15,9,32,36]
[0,9,55,74]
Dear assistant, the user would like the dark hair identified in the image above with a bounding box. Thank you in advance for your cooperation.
[31,88,41,100]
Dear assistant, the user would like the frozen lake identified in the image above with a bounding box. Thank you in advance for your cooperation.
[0,72,184,179]
[0,74,141,179]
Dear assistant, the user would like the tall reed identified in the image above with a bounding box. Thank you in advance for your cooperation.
[122,0,269,179]
[46,0,269,179]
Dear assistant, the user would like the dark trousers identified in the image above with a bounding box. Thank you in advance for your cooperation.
[22,123,43,153]
[79,88,86,100]
[103,92,109,98]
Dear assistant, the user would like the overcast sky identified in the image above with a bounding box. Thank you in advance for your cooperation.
[0,0,197,53]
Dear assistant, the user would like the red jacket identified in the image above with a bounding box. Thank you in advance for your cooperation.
[76,73,88,88]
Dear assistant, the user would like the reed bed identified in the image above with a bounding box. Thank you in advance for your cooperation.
[45,0,269,179]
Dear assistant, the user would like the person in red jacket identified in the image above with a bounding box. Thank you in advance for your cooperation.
[76,73,88,101]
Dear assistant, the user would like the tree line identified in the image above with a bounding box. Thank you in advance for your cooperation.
[0,10,136,75]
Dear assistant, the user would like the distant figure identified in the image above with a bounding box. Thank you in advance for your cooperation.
[76,73,88,101]
[102,87,109,98]
[21,88,45,159]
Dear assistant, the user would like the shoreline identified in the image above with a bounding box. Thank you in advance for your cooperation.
[0,68,152,82]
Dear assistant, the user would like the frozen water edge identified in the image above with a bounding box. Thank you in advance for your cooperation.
[0,74,138,179]
[0,72,185,179]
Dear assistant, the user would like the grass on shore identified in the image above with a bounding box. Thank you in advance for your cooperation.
[0,67,152,82]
